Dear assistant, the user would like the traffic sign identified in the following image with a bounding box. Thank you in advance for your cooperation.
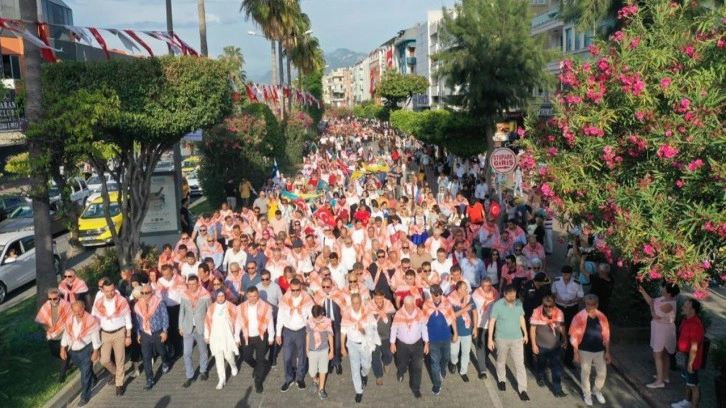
[490,147,518,174]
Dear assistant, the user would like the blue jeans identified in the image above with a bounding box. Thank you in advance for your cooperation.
[371,341,393,378]
[69,345,93,401]
[183,331,209,380]
[535,346,563,391]
[428,340,450,388]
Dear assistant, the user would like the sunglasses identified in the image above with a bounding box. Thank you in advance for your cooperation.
[200,229,207,232]
[141,291,152,295]
[290,289,301,292]
[322,285,331,289]
[348,280,358,283]
[402,246,409,249]
[543,305,554,309]
[213,283,222,286]
[64,275,74,278]
[247,267,256,270]
[261,278,270,282]
[48,297,59,301]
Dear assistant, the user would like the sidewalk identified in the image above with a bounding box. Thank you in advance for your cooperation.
[610,286,725,408]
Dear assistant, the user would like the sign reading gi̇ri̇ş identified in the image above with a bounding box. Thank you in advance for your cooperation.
[490,147,518,174]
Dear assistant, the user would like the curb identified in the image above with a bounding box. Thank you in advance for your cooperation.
[43,363,106,408]
[609,353,659,408]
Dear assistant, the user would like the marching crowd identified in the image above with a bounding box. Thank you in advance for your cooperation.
[34,118,706,408]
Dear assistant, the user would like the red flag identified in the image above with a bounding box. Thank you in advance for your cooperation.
[88,27,110,60]
[172,33,199,56]
[283,85,290,98]
[386,48,393,68]
[37,23,57,63]
[245,84,258,102]
[124,30,154,57]
[230,76,240,102]
[271,86,279,103]
[262,86,270,102]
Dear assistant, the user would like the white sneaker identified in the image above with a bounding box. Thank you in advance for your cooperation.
[670,400,691,408]
[583,394,593,406]
[593,391,606,404]
[216,381,225,390]
[231,366,238,377]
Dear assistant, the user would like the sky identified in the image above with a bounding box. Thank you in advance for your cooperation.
[64,0,457,79]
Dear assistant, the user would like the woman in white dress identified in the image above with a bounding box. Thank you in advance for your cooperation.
[205,289,241,389]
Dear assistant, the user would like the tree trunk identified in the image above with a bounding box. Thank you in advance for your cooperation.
[271,40,277,86]
[298,67,304,92]
[286,56,292,116]
[21,3,55,311]
[197,0,208,56]
[278,41,285,119]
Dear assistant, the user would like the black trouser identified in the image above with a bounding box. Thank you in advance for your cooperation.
[129,331,142,363]
[282,327,307,383]
[166,305,182,359]
[140,331,169,381]
[395,339,423,393]
[243,334,270,383]
[471,328,490,374]
[48,339,71,378]
[560,304,579,365]
[69,344,93,401]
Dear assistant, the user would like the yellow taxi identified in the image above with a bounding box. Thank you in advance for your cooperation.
[77,192,123,247]
[181,155,200,174]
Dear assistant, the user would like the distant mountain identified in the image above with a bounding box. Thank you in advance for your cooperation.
[251,48,366,83]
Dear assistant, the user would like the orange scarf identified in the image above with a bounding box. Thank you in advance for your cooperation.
[94,293,130,319]
[60,278,89,303]
[280,291,314,317]
[158,273,186,295]
[472,287,499,317]
[448,292,473,328]
[238,300,272,343]
[134,295,163,334]
[367,298,396,323]
[307,316,332,348]
[569,309,611,347]
[182,286,211,309]
[314,290,346,309]
[341,306,372,333]
[422,298,456,326]
[35,299,72,340]
[205,301,238,337]
[530,305,564,336]
[391,306,427,331]
[64,312,100,345]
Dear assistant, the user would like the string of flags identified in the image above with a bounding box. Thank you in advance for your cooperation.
[0,17,199,63]
[245,82,322,109]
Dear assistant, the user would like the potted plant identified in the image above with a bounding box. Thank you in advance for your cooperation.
[711,336,726,408]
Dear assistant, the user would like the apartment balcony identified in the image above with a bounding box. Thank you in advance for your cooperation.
[531,7,563,36]
[406,57,417,66]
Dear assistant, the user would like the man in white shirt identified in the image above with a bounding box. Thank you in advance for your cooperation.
[223,238,248,273]
[92,279,132,396]
[156,264,185,359]
[276,278,315,391]
[551,265,584,368]
[239,286,275,393]
[341,293,378,403]
[181,252,201,279]
[430,248,453,294]
[328,252,349,289]
[61,300,101,406]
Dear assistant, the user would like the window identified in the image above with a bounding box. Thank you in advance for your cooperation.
[584,31,594,48]
[21,236,35,252]
[575,31,583,50]
[2,55,21,80]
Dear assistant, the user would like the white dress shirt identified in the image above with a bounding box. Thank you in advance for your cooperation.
[93,296,132,332]
[61,317,102,351]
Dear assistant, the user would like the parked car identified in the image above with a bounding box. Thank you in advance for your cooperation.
[78,192,123,247]
[181,155,200,174]
[49,177,91,206]
[154,161,174,173]
[0,230,61,304]
[86,181,120,204]
[85,173,112,192]
[0,202,67,235]
[0,195,29,223]
[187,170,203,196]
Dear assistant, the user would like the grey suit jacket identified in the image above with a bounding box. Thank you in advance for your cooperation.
[179,296,211,335]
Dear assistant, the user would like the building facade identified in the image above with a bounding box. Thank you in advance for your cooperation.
[322,67,354,108]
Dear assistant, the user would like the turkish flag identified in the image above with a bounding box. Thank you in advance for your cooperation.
[386,48,393,68]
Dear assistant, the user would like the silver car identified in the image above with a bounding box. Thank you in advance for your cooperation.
[0,231,61,304]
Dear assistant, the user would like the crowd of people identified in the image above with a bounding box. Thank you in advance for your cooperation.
[34,117,706,408]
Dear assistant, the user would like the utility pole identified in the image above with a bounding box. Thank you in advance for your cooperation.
[197,0,208,56]
[166,0,185,234]
[21,0,55,310]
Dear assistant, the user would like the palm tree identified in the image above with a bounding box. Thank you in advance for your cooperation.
[283,13,325,93]
[198,0,208,56]
[220,46,247,95]
[240,0,300,91]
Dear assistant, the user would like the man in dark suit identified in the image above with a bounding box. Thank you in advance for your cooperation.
[318,277,344,375]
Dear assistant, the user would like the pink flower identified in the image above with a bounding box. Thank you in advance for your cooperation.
[643,244,655,257]
[703,260,711,269]
[665,130,673,137]
[588,45,601,56]
[680,98,691,110]
[688,159,704,171]
[548,147,558,156]
[676,179,684,188]
[630,37,641,48]
[649,269,663,280]
[610,31,624,42]
[693,290,707,299]
[657,144,679,159]
[660,78,671,89]
[635,111,645,121]
[617,260,624,267]
[684,45,695,57]
[517,127,526,137]
[584,126,605,137]
[540,183,555,198]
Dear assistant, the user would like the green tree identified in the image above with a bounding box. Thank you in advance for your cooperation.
[521,0,726,295]
[301,69,324,125]
[37,57,233,267]
[219,45,247,107]
[435,0,554,165]
[374,70,429,109]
